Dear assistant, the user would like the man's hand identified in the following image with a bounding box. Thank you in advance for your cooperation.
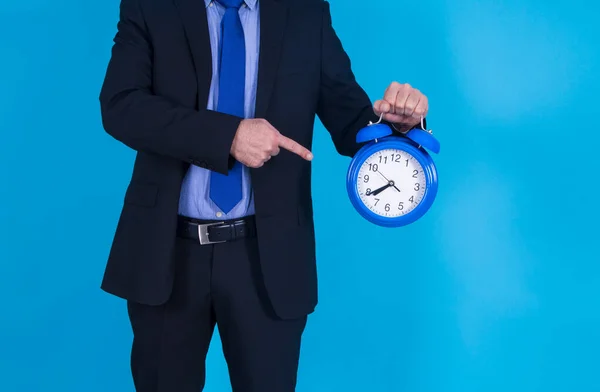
[230,119,313,168]
[373,82,428,132]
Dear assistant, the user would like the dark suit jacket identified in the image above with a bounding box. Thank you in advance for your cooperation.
[99,0,386,319]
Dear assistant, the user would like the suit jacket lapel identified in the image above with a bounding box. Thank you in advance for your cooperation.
[173,0,212,109]
[173,0,287,117]
[255,0,288,119]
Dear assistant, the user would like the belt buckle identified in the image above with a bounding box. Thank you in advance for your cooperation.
[198,222,227,245]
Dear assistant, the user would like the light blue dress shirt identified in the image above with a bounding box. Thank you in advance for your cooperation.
[178,0,260,220]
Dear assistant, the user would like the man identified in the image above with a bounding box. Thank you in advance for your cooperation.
[99,0,429,390]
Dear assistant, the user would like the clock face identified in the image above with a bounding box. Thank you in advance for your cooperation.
[356,148,427,217]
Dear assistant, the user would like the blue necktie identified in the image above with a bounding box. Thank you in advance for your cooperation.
[210,0,246,214]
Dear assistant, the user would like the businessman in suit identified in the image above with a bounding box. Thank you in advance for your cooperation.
[99,0,429,390]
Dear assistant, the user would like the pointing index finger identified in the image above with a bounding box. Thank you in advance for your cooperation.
[278,134,313,161]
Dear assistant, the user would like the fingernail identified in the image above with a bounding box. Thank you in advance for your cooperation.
[307,153,314,160]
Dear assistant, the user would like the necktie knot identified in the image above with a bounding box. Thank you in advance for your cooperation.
[215,0,244,9]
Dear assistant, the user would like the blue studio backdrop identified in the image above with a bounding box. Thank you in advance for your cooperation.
[1,0,599,391]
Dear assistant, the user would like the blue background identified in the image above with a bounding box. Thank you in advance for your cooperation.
[1,0,599,391]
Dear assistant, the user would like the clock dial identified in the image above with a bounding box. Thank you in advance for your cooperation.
[356,148,426,217]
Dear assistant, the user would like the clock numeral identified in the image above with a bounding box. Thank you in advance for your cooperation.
[384,154,402,163]
[409,196,415,203]
[366,188,371,195]
[412,170,419,178]
[385,203,390,212]
[374,198,380,206]
[405,159,409,167]
[398,202,404,210]
[414,183,420,191]
[368,163,379,172]
[364,175,369,183]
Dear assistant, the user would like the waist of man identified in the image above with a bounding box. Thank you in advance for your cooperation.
[177,214,257,245]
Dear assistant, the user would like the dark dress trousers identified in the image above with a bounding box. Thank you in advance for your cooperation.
[99,0,384,390]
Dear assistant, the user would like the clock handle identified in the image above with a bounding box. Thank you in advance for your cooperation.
[371,114,432,135]
[368,112,385,126]
[419,116,433,135]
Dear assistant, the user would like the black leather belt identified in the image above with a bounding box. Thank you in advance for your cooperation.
[177,215,257,245]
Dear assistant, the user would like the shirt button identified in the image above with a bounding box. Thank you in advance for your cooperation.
[216,212,223,218]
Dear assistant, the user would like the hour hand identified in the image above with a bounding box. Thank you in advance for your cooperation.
[368,183,391,196]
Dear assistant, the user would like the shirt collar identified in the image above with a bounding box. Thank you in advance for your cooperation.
[204,0,258,10]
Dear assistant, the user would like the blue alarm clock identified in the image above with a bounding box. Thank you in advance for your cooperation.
[346,116,440,227]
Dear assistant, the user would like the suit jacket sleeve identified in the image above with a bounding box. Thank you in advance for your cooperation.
[316,2,427,156]
[99,0,240,174]
[316,1,377,158]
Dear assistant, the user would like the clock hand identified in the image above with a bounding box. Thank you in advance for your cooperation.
[376,169,401,193]
[371,183,392,196]
[366,183,390,196]
[375,169,391,182]
[370,180,400,196]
